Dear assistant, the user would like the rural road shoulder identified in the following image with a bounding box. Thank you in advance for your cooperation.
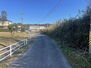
[8,35,72,68]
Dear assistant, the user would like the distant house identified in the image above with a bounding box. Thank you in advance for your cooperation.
[0,18,12,29]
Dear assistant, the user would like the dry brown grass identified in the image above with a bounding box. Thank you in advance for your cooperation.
[0,32,30,48]
[0,32,30,37]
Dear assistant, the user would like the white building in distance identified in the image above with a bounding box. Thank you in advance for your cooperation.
[25,24,51,31]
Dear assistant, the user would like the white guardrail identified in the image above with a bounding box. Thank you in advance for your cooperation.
[0,37,31,62]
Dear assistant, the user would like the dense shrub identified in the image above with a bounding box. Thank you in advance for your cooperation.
[41,10,90,51]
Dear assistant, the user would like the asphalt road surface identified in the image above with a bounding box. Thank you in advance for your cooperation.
[9,35,72,68]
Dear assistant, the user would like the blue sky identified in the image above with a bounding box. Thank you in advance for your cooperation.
[0,0,88,24]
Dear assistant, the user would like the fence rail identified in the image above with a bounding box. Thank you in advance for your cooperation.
[0,37,31,62]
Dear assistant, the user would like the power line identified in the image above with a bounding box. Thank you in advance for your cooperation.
[39,0,62,23]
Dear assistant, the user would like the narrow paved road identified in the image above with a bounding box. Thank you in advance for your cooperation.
[9,35,72,68]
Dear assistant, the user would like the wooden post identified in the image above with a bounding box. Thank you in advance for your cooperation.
[26,39,27,44]
[24,40,26,45]
[10,45,12,56]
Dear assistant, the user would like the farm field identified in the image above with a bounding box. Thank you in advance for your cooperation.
[0,32,31,48]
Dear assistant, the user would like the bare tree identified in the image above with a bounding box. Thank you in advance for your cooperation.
[1,10,7,28]
[1,10,7,20]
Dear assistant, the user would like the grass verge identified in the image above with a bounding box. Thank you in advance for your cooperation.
[55,39,91,68]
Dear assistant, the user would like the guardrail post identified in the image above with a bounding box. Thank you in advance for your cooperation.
[10,45,12,56]
[24,40,26,45]
[26,39,27,44]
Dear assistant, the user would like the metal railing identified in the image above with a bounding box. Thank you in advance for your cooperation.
[0,37,31,62]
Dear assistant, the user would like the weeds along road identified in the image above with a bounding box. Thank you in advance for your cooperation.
[9,34,72,68]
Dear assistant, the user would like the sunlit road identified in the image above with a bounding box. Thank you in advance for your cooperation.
[9,35,72,68]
